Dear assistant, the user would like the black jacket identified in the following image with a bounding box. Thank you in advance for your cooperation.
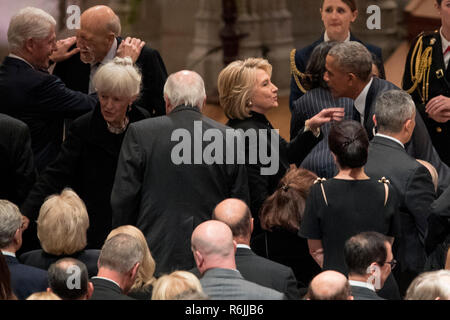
[0,57,97,172]
[53,38,168,117]
[0,114,36,206]
[21,104,150,249]
[90,278,134,300]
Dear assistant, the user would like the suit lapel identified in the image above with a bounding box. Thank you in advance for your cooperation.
[364,78,378,139]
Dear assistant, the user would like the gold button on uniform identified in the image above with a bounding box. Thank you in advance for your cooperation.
[437,127,443,133]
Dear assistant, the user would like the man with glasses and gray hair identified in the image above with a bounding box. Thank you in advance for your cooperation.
[365,89,436,296]
[344,231,397,300]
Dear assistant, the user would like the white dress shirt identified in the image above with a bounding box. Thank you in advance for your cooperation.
[354,78,373,125]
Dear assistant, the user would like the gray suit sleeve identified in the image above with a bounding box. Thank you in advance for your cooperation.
[111,125,144,227]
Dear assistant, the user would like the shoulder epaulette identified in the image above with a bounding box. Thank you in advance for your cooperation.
[404,31,435,103]
[290,49,307,94]
[378,177,390,184]
[378,177,390,206]
[314,177,328,206]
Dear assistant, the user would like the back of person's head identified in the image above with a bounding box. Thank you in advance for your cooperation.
[151,271,204,300]
[0,253,16,300]
[106,225,156,290]
[191,221,235,271]
[82,5,121,36]
[98,233,144,274]
[305,41,338,90]
[164,70,206,110]
[374,90,416,134]
[218,57,272,120]
[344,232,388,276]
[48,258,90,300]
[328,41,373,82]
[0,200,22,249]
[260,168,317,232]
[37,189,89,255]
[212,199,252,240]
[173,289,209,300]
[7,7,56,53]
[93,56,142,98]
[307,270,352,300]
[405,270,450,300]
[328,120,369,169]
[26,291,61,300]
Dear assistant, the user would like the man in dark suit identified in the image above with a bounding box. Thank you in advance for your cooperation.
[324,41,450,193]
[0,7,97,173]
[0,114,35,207]
[90,234,143,300]
[344,232,396,300]
[212,198,300,300]
[111,70,249,276]
[53,5,167,117]
[191,220,284,300]
[47,258,93,300]
[289,33,384,110]
[0,200,48,300]
[364,90,436,295]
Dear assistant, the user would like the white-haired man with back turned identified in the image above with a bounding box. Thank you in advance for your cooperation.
[111,70,250,276]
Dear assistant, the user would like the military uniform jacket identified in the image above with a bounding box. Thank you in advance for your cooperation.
[403,30,450,166]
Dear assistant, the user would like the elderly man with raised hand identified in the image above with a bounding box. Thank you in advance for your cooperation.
[0,7,97,173]
[324,41,450,193]
[191,220,284,300]
[111,70,249,276]
[53,5,168,117]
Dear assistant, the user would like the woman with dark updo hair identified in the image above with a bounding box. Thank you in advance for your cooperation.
[298,120,401,298]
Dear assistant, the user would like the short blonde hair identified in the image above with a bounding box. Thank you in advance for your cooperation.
[405,270,450,300]
[37,189,89,255]
[26,291,61,300]
[218,58,272,120]
[93,57,142,98]
[106,225,156,291]
[151,271,203,300]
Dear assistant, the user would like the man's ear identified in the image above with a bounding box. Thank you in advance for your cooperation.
[86,281,94,300]
[164,95,172,115]
[130,262,140,281]
[193,250,203,268]
[24,38,34,53]
[373,114,378,127]
[405,118,414,133]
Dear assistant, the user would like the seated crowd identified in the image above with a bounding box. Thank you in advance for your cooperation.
[1,4,450,301]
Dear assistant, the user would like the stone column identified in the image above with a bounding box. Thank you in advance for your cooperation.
[186,0,223,100]
[236,0,262,58]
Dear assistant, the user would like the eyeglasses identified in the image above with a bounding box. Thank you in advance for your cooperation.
[384,259,397,270]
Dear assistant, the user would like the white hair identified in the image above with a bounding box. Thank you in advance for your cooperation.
[7,7,56,53]
[93,57,142,98]
[0,200,22,248]
[164,71,206,110]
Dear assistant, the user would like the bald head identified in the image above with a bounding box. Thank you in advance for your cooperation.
[307,271,352,300]
[77,6,120,64]
[81,6,121,36]
[212,199,252,242]
[164,70,206,112]
[191,221,236,273]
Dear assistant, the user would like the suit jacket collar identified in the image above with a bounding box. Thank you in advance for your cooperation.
[236,247,255,257]
[91,277,123,294]
[2,254,19,264]
[249,111,272,128]
[170,105,202,115]
[203,268,243,280]
[365,77,383,137]
[3,56,34,71]
[371,135,406,153]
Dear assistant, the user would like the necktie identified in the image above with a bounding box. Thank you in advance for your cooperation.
[444,46,450,56]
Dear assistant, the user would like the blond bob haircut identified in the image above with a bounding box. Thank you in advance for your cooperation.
[152,271,204,300]
[218,58,272,120]
[37,189,89,255]
[93,56,142,98]
[107,225,156,291]
[405,270,450,300]
[26,291,61,301]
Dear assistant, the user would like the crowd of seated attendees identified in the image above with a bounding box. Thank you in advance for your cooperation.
[2,1,450,302]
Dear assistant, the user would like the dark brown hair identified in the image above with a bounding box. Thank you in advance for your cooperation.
[260,168,318,232]
[321,0,357,12]
[328,120,369,169]
[0,253,16,300]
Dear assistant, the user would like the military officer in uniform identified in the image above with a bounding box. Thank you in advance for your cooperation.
[403,0,450,167]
